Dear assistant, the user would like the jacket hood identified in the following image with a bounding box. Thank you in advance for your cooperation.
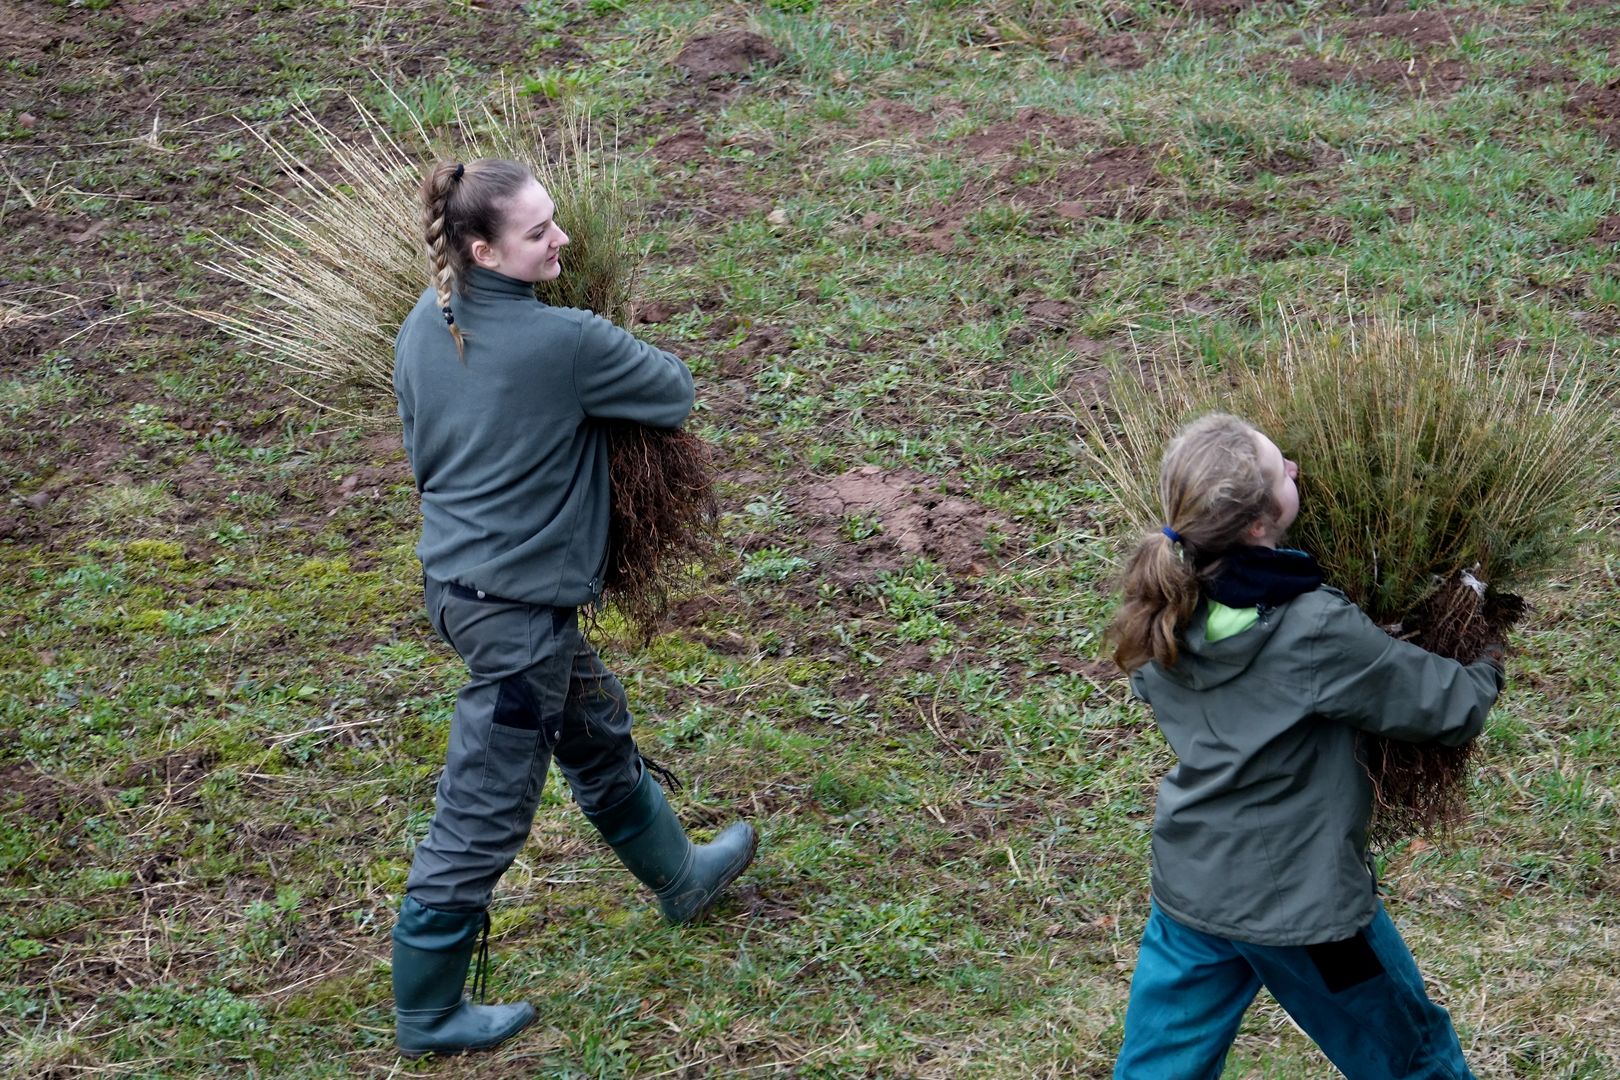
[1151,601,1285,690]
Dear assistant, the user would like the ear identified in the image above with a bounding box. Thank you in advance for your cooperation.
[1244,516,1271,543]
[469,237,498,270]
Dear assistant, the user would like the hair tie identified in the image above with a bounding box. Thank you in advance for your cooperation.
[1161,525,1182,545]
[451,162,465,182]
[441,305,455,326]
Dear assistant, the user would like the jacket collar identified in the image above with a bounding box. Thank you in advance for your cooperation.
[462,265,537,300]
[1202,545,1323,609]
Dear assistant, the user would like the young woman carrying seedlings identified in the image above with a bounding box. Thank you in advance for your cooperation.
[389,158,757,1057]
[1110,413,1503,1080]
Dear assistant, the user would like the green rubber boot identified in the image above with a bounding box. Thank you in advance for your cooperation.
[391,896,536,1057]
[585,768,758,924]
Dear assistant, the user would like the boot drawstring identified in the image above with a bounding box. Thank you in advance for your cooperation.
[640,753,684,793]
[470,911,491,1004]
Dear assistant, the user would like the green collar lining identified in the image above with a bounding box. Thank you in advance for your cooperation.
[1205,600,1259,642]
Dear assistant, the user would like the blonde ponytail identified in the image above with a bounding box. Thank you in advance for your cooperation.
[1109,413,1281,672]
[1113,532,1201,672]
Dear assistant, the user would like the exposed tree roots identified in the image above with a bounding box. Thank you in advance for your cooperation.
[602,423,719,639]
[1364,576,1526,846]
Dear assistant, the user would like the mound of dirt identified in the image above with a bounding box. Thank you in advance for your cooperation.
[798,466,1002,575]
[675,31,784,78]
[1565,80,1620,143]
[123,0,210,24]
[1249,216,1354,261]
[1337,11,1466,50]
[1182,0,1270,20]
[957,108,1099,160]
[1517,62,1577,91]
[1092,32,1146,70]
[119,748,217,794]
[1280,57,1469,96]
[1044,23,1146,71]
[1023,144,1166,221]
[0,8,86,56]
[714,324,791,376]
[853,99,941,139]
[653,127,707,163]
[0,760,73,823]
[908,193,988,254]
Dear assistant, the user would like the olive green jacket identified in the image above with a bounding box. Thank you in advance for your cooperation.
[1131,586,1502,946]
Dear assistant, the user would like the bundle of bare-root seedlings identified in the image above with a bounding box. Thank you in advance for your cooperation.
[195,86,715,638]
[1076,314,1612,844]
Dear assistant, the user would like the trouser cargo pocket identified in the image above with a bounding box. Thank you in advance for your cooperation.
[482,674,550,798]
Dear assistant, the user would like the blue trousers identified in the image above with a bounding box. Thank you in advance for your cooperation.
[1115,901,1475,1080]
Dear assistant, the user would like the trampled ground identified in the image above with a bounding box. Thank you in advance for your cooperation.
[2,0,1618,1075]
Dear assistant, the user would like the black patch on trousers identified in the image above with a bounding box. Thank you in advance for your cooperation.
[1306,931,1386,993]
[492,674,541,731]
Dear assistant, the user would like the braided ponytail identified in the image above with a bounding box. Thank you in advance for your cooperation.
[1110,413,1282,672]
[416,158,536,360]
[421,161,466,358]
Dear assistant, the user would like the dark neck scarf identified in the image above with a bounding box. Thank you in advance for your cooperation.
[1201,545,1323,609]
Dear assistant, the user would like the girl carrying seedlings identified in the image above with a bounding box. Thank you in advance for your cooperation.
[388,157,758,1057]
[1110,413,1503,1079]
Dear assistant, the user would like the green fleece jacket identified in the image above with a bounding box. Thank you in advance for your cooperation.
[393,267,694,607]
[1130,585,1502,946]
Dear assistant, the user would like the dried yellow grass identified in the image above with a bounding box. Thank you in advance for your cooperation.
[1077,314,1613,622]
[195,83,634,400]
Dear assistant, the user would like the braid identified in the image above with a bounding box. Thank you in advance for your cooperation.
[415,158,536,362]
[421,161,466,359]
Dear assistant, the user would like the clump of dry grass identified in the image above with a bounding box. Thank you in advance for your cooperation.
[195,86,716,635]
[196,88,633,394]
[1077,313,1614,841]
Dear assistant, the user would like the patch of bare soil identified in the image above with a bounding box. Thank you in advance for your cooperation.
[652,126,708,163]
[1182,0,1273,20]
[1593,215,1620,245]
[0,759,78,823]
[1255,143,1341,178]
[121,0,212,24]
[1517,62,1577,90]
[1022,298,1077,326]
[1564,80,1620,143]
[674,31,785,79]
[1576,25,1620,51]
[850,98,962,142]
[324,446,412,512]
[118,748,218,795]
[1280,56,1470,95]
[729,882,799,921]
[796,466,1003,577]
[956,108,1100,160]
[1336,10,1468,49]
[1095,32,1146,69]
[1048,652,1123,683]
[0,5,88,56]
[907,192,989,254]
[1043,22,1147,70]
[1010,144,1168,222]
[704,320,791,377]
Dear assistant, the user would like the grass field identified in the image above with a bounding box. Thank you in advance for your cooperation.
[2,0,1618,1076]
